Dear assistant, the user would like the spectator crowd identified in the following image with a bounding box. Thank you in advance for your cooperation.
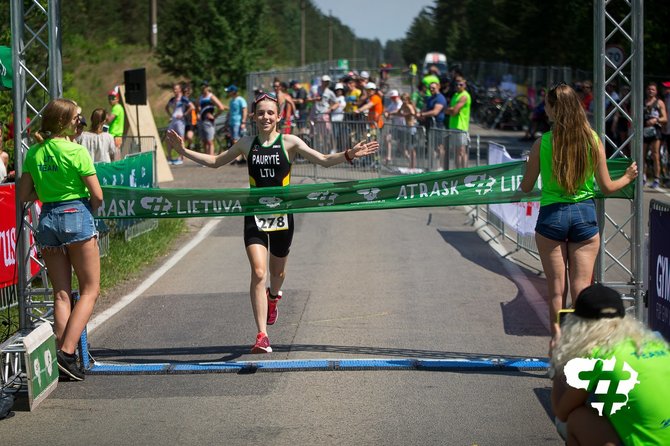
[1,69,668,185]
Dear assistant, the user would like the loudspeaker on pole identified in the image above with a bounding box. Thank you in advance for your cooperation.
[123,68,147,105]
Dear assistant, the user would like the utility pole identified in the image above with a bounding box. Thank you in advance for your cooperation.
[150,0,157,49]
[300,0,306,66]
[328,10,333,63]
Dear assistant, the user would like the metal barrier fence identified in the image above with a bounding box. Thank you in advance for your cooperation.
[471,203,539,259]
[247,117,477,181]
[469,140,539,258]
[378,122,430,172]
[119,135,159,159]
[0,285,17,312]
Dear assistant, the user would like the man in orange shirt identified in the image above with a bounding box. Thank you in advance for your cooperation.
[357,82,384,133]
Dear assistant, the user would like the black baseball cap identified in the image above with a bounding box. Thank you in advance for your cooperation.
[574,284,625,320]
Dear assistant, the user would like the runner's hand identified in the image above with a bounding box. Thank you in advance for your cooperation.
[166,129,185,154]
[350,140,379,158]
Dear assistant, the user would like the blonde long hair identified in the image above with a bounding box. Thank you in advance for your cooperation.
[546,84,600,195]
[551,315,666,373]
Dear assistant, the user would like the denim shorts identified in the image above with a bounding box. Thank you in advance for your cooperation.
[230,123,243,141]
[535,199,599,242]
[36,199,98,249]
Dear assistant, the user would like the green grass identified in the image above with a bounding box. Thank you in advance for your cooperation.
[98,219,186,291]
[1,307,20,342]
[0,218,186,342]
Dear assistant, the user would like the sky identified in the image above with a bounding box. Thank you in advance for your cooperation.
[310,0,435,45]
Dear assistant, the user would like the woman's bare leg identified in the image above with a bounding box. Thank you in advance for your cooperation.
[41,248,73,348]
[535,233,569,344]
[268,254,288,297]
[60,237,100,354]
[650,139,661,179]
[566,406,620,446]
[246,244,269,334]
[567,233,600,303]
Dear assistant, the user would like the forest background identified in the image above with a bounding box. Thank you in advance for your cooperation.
[0,0,668,164]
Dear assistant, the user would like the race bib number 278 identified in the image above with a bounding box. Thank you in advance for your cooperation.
[254,214,289,232]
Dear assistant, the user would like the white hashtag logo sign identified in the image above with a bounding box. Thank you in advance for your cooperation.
[563,356,639,416]
[141,196,173,213]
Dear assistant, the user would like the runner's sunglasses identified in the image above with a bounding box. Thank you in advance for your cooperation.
[254,92,278,103]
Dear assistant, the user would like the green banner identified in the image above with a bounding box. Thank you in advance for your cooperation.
[0,46,12,90]
[95,152,154,188]
[97,159,634,219]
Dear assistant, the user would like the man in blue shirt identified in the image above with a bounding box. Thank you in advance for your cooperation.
[419,82,446,128]
[225,85,248,164]
[418,82,447,169]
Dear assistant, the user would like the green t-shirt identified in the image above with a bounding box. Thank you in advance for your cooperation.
[449,90,471,132]
[23,138,96,203]
[539,131,596,206]
[411,91,425,111]
[590,339,670,446]
[109,103,125,137]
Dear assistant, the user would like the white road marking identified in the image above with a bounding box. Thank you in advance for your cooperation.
[87,219,221,334]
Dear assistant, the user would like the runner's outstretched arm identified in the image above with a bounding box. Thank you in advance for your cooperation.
[284,134,378,168]
[166,129,246,168]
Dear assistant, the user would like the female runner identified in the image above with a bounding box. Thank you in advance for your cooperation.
[167,92,378,353]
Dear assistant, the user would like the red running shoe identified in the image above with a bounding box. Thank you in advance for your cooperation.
[266,288,283,325]
[251,332,272,354]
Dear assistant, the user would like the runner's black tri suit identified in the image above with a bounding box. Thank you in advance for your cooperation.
[244,134,294,257]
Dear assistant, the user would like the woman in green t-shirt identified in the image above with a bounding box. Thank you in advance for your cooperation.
[550,284,670,445]
[519,83,638,353]
[18,98,103,381]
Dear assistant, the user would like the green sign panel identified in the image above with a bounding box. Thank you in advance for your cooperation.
[337,59,349,70]
[22,323,58,410]
[95,151,154,188]
[0,46,12,90]
[97,159,634,219]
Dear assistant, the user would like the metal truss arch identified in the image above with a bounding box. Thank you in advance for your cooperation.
[11,0,62,330]
[593,0,645,318]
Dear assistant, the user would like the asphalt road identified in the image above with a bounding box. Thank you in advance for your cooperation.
[2,124,667,445]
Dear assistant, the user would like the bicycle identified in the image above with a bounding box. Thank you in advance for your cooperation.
[488,94,530,131]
